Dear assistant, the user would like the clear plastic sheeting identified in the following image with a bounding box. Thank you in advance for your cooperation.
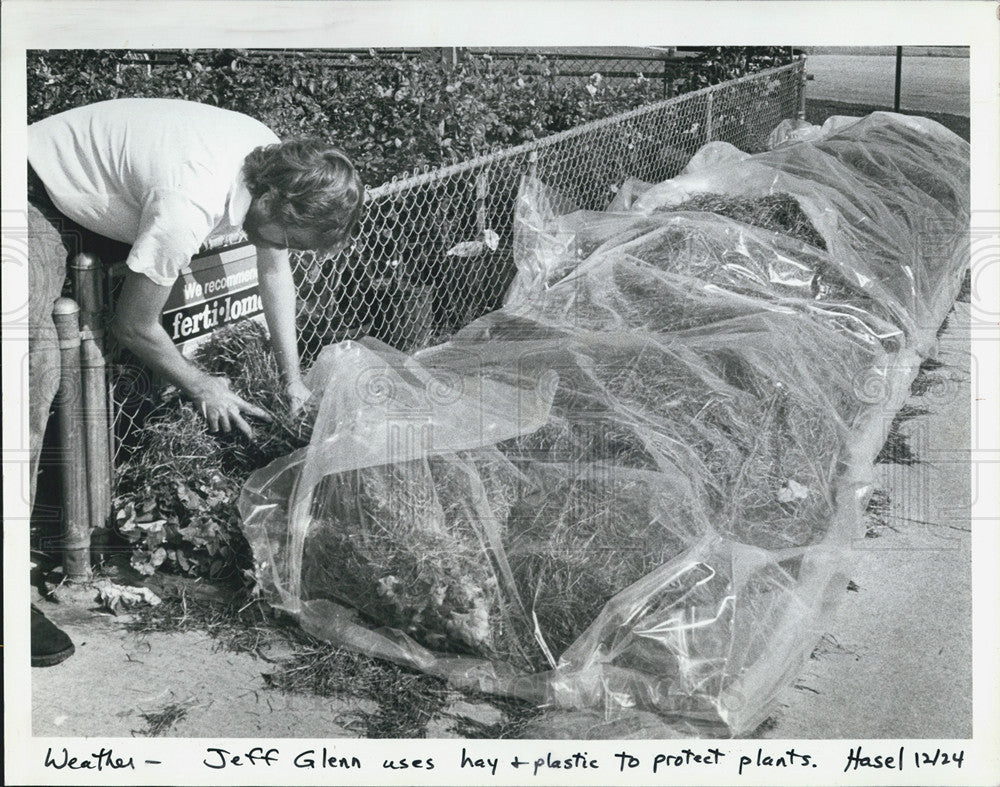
[239,112,969,736]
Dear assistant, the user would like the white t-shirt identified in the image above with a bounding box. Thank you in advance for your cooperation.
[28,99,280,286]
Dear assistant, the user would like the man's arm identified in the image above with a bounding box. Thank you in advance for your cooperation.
[111,269,270,436]
[255,245,310,413]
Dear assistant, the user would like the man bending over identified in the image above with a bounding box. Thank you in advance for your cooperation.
[27,98,364,665]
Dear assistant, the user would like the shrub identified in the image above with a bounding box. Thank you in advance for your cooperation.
[27,48,795,187]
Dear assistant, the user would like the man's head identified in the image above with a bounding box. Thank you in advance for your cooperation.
[242,139,364,255]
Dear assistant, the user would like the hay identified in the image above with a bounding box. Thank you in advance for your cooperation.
[120,262,848,673]
[667,193,827,249]
[300,453,520,657]
[282,322,846,671]
[137,701,193,737]
[120,197,869,672]
[285,322,845,671]
[112,321,314,576]
[658,193,891,312]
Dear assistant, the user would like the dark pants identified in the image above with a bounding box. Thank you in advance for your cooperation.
[27,169,130,509]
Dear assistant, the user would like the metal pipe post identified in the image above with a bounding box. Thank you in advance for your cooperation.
[71,253,113,541]
[474,170,488,237]
[53,297,91,580]
[894,46,903,112]
[705,91,714,143]
[797,56,808,120]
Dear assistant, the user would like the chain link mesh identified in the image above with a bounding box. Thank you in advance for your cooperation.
[107,61,804,466]
[294,62,804,361]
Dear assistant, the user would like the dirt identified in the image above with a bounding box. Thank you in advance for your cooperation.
[29,589,377,739]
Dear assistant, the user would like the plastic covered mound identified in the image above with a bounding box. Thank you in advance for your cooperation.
[239,113,969,736]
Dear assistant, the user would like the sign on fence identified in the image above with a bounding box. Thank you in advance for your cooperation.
[110,242,266,356]
[159,244,266,355]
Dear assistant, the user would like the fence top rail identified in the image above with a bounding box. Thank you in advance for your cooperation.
[466,50,700,63]
[118,46,803,67]
[364,60,803,202]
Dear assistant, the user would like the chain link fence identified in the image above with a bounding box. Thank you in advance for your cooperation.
[292,61,804,360]
[108,60,805,465]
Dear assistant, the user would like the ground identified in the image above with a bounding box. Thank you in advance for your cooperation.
[804,52,969,117]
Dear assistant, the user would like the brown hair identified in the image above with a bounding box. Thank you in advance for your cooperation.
[242,139,364,251]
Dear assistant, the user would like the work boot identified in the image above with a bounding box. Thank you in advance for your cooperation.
[31,605,75,667]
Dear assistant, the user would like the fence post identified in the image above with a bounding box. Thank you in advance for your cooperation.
[71,253,113,553]
[103,266,118,484]
[441,47,458,70]
[527,150,540,183]
[894,46,903,112]
[705,91,714,143]
[797,57,808,120]
[53,297,92,581]
[475,169,489,237]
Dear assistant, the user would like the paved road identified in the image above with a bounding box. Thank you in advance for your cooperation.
[806,54,970,117]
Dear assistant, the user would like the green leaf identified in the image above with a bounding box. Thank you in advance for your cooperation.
[175,481,206,511]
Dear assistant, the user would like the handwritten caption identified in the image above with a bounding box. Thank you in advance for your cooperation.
[42,743,966,777]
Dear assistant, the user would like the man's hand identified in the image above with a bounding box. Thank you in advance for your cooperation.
[192,375,272,437]
[285,379,314,418]
[113,271,273,439]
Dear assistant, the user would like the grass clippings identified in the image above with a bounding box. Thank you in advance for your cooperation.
[125,588,289,657]
[810,633,860,661]
[444,694,544,740]
[260,641,540,739]
[127,587,538,739]
[136,700,194,737]
[875,405,929,466]
[864,488,895,538]
[669,193,827,250]
[910,356,946,397]
[262,645,450,738]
